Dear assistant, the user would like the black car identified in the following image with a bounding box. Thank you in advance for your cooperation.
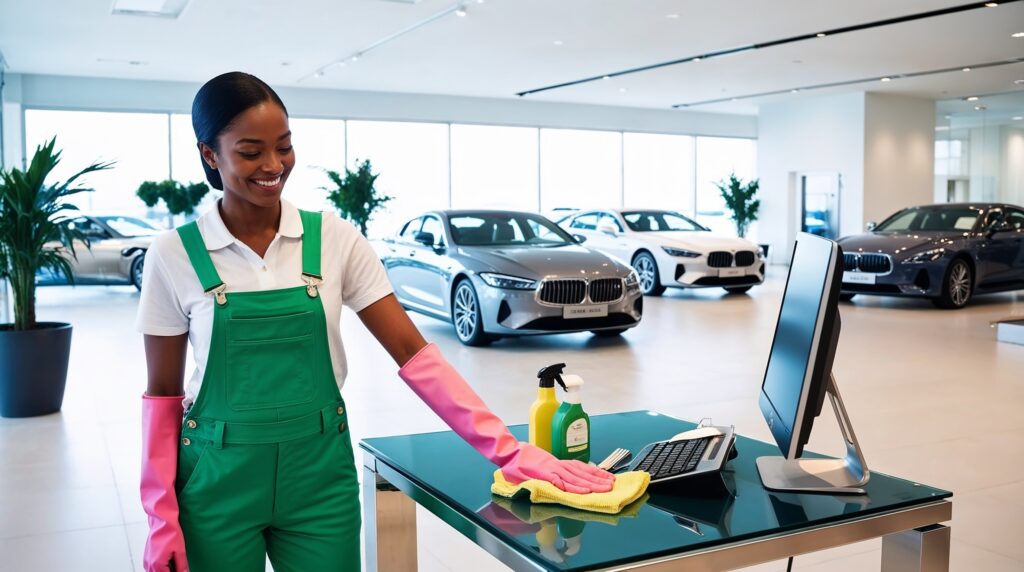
[837,203,1024,309]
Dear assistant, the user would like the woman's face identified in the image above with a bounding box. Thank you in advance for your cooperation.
[201,102,295,208]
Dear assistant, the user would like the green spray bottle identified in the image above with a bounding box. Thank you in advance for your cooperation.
[529,364,566,453]
[550,373,590,462]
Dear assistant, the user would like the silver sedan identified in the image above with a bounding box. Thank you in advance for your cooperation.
[37,215,159,290]
[375,210,644,346]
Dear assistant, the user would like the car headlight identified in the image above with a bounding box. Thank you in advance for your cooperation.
[625,271,640,291]
[479,272,538,290]
[661,246,700,258]
[901,248,946,264]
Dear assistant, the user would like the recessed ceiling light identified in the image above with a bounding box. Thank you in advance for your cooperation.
[880,77,891,82]
[455,7,467,16]
[351,55,360,62]
[602,75,611,80]
[965,96,980,101]
[313,70,324,78]
[692,57,702,62]
[553,40,563,46]
[619,88,628,93]
[984,2,998,6]
[1012,32,1024,37]
[791,89,800,93]
[1015,79,1024,84]
[816,32,826,37]
[962,67,971,72]
[1013,116,1023,120]
[666,13,680,19]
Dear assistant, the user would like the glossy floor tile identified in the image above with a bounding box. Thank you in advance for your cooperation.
[1,268,1022,571]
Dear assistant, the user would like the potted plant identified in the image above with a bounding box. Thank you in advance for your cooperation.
[715,173,760,239]
[322,159,392,236]
[0,138,112,417]
[136,179,210,228]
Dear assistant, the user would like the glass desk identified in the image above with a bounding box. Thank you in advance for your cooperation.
[360,411,952,571]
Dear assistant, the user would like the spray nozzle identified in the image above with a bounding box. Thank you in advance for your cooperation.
[537,363,568,391]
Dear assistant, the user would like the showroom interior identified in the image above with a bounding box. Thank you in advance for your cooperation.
[1,0,1023,571]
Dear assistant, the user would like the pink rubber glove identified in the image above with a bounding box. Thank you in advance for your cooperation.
[398,343,614,494]
[141,395,189,572]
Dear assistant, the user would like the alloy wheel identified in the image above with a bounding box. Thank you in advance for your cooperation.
[453,284,478,341]
[634,256,656,292]
[949,262,971,307]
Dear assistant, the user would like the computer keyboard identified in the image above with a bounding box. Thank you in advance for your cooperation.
[626,425,736,485]
[635,438,709,479]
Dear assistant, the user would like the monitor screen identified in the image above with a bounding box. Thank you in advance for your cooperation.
[759,233,841,459]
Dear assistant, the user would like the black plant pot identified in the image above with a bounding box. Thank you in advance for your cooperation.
[0,322,72,417]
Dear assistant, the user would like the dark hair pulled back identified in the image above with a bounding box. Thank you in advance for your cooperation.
[191,72,288,190]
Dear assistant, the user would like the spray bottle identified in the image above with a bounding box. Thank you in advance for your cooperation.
[550,373,590,463]
[529,363,565,453]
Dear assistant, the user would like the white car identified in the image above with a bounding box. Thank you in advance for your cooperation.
[558,209,765,295]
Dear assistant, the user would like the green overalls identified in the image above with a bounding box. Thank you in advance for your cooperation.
[174,211,360,572]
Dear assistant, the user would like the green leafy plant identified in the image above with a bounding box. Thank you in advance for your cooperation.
[715,173,760,238]
[136,179,210,227]
[0,138,113,330]
[322,159,392,236]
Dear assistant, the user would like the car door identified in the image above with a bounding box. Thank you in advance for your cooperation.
[978,209,1019,284]
[383,217,423,305]
[568,212,609,250]
[63,217,107,282]
[406,214,449,313]
[596,211,631,260]
[1003,208,1024,282]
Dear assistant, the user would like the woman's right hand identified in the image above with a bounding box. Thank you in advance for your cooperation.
[500,443,615,494]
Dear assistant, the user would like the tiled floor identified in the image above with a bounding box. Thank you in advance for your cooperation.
[2,269,1022,571]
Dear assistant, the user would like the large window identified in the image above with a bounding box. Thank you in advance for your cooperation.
[540,128,622,212]
[286,117,346,212]
[346,121,449,238]
[695,137,757,236]
[624,133,695,215]
[451,124,539,211]
[25,109,169,216]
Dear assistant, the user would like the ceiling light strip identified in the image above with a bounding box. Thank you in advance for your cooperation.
[300,1,468,82]
[671,58,1024,108]
[516,0,1022,97]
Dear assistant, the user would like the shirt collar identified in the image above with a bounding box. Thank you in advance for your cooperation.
[200,199,303,251]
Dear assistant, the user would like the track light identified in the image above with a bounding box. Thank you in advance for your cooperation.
[455,6,467,16]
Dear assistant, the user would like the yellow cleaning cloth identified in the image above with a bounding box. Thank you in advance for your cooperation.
[491,470,650,515]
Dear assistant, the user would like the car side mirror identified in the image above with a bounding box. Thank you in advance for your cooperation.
[596,221,618,236]
[865,221,877,232]
[414,231,435,246]
[572,233,587,244]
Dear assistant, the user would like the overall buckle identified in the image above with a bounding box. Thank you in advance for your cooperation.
[206,283,228,306]
[302,274,322,298]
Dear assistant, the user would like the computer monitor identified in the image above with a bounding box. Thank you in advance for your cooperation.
[756,232,869,494]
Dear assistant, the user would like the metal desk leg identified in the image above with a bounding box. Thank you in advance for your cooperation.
[362,460,418,572]
[881,524,950,572]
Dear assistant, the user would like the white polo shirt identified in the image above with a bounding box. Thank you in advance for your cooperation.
[135,199,393,408]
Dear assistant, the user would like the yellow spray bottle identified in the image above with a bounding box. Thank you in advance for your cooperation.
[529,363,566,453]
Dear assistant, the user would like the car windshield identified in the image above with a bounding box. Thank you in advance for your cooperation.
[448,213,574,246]
[97,216,162,237]
[622,211,706,232]
[874,207,981,233]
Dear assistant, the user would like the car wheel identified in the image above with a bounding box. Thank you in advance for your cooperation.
[591,328,628,337]
[839,293,856,302]
[932,258,972,309]
[632,252,665,296]
[130,255,145,290]
[723,285,752,294]
[452,280,492,346]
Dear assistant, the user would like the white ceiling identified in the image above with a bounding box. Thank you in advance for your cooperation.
[1,0,1022,115]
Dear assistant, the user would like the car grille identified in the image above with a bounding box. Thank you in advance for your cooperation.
[588,278,623,303]
[844,253,892,274]
[707,252,733,268]
[538,280,586,305]
[734,251,756,267]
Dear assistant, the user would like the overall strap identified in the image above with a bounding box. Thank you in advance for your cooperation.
[177,222,225,296]
[298,210,322,279]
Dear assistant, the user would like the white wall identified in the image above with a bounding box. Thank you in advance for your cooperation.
[4,72,757,171]
[862,93,935,225]
[1000,126,1024,206]
[757,92,866,262]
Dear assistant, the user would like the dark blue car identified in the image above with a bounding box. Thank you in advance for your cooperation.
[837,203,1024,309]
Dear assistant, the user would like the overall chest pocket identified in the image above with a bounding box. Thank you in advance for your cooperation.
[225,311,317,411]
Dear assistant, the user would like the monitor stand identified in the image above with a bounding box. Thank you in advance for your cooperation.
[756,374,869,494]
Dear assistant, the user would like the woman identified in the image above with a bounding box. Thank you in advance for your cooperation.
[137,72,614,572]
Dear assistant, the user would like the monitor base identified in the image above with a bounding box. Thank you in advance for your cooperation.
[757,374,869,495]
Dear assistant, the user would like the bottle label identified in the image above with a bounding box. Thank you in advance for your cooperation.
[565,418,588,452]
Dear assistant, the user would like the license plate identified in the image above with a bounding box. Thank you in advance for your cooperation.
[563,304,608,319]
[843,271,876,285]
[719,268,743,278]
